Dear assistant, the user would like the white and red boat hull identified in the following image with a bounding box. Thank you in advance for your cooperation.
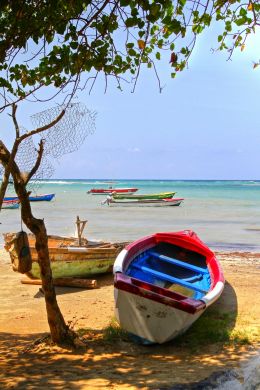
[104,198,184,207]
[113,231,224,344]
[114,281,204,344]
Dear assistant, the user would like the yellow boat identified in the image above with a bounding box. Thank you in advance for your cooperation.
[3,232,128,279]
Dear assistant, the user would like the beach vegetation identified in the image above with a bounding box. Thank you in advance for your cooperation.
[75,319,129,343]
[103,319,129,342]
[173,309,256,351]
[102,311,258,348]
[72,311,257,352]
[0,1,259,346]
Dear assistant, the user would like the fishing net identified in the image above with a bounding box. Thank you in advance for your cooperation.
[6,102,96,192]
[31,102,96,158]
[13,126,54,191]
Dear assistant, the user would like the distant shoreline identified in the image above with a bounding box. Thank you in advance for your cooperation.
[17,178,260,181]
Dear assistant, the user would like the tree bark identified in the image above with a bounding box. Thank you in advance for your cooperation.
[17,186,75,344]
[0,106,76,345]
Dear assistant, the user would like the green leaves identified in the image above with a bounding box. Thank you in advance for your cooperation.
[125,17,136,28]
[0,0,258,99]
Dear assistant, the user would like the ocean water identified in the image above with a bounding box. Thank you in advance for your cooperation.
[1,179,260,252]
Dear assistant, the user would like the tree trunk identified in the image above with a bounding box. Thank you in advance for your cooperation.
[19,188,74,344]
[0,107,76,345]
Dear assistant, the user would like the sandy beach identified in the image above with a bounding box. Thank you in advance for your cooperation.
[0,249,259,389]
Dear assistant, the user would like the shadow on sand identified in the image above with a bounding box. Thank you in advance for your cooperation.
[1,279,255,390]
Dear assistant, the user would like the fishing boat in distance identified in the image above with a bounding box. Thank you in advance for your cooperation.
[102,197,184,207]
[87,187,138,195]
[113,230,224,344]
[4,193,55,202]
[112,191,176,200]
[2,199,20,209]
[3,217,129,279]
[28,193,55,201]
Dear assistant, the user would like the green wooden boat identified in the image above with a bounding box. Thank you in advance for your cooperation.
[4,233,128,279]
[112,191,176,200]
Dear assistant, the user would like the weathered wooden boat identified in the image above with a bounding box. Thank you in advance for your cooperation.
[103,197,184,207]
[87,187,138,195]
[2,199,20,209]
[113,230,224,344]
[4,193,55,202]
[4,232,129,279]
[112,191,176,200]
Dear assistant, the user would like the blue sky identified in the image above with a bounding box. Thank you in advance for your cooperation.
[2,26,260,180]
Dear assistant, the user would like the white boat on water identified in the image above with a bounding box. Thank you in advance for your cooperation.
[102,197,184,207]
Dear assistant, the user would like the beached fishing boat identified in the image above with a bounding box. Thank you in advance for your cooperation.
[4,193,55,202]
[4,232,128,279]
[112,191,176,200]
[87,187,138,195]
[113,230,224,344]
[103,197,184,207]
[2,199,20,209]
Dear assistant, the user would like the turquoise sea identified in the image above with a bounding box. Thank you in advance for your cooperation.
[1,179,260,252]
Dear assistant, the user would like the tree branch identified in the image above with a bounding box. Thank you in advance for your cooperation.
[0,140,22,208]
[0,103,24,207]
[78,0,110,35]
[24,139,44,184]
[19,109,66,142]
[0,105,65,207]
[12,103,20,138]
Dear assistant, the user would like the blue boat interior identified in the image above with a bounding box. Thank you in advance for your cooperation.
[126,243,211,300]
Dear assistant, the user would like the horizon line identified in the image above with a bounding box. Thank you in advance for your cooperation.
[32,178,260,181]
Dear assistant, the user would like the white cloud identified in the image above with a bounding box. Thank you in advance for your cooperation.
[127,147,141,153]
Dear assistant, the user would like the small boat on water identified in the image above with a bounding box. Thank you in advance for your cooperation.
[4,231,129,279]
[113,230,224,344]
[28,193,55,202]
[112,191,176,200]
[2,199,20,209]
[103,197,184,207]
[4,193,55,202]
[87,187,138,195]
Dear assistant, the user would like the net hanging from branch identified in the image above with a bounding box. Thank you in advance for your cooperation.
[31,102,96,159]
[14,126,55,191]
[7,102,96,192]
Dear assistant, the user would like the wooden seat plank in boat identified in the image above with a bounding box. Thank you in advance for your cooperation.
[131,263,208,294]
[147,250,208,274]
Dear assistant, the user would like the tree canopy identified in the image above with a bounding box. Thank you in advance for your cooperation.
[0,0,259,109]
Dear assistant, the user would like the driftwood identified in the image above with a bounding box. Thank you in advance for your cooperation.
[21,277,97,289]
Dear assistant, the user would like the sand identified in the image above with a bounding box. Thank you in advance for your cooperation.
[0,249,259,389]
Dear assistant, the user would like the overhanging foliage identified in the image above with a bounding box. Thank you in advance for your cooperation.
[0,0,259,108]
